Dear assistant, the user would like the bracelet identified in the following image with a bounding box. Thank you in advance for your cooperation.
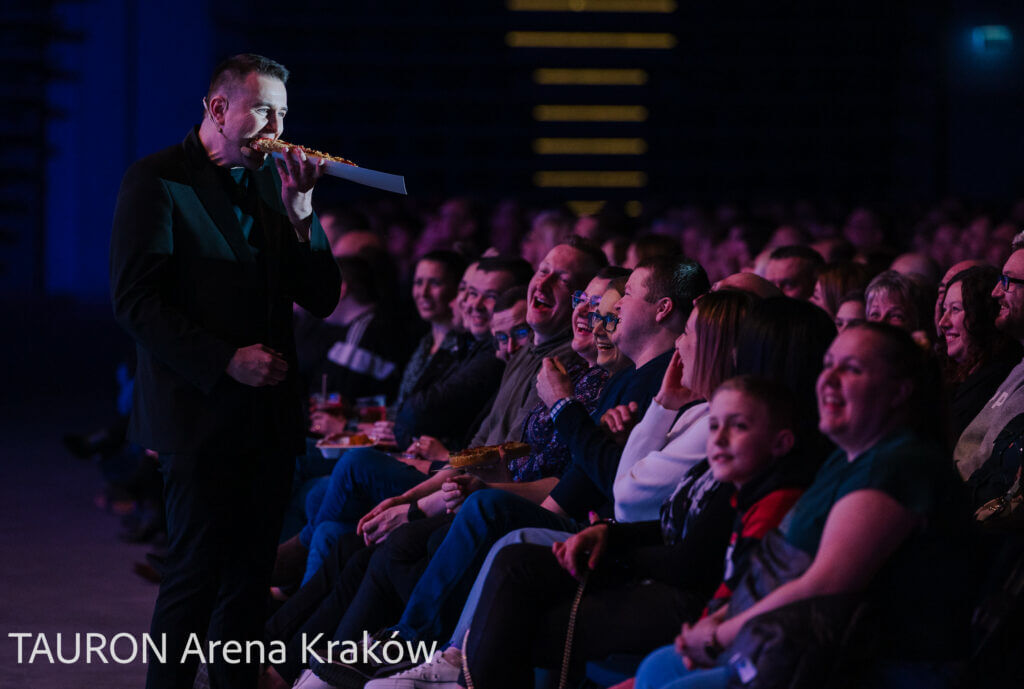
[407,501,426,521]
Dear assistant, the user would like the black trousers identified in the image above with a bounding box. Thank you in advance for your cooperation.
[264,532,373,683]
[330,513,454,644]
[464,543,705,689]
[263,513,453,683]
[145,450,292,689]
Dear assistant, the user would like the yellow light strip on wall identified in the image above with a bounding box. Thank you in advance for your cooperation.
[534,171,648,188]
[533,138,647,155]
[507,31,677,49]
[567,200,607,216]
[533,105,648,121]
[533,68,648,85]
[508,0,676,12]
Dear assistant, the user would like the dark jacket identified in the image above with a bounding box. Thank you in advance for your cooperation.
[109,127,340,454]
[548,349,673,519]
[393,334,505,449]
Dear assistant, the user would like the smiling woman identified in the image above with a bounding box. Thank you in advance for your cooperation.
[633,323,973,689]
[937,265,1022,440]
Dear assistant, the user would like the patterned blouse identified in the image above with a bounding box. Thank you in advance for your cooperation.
[510,365,610,482]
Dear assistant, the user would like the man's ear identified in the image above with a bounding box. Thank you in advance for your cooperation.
[771,428,795,458]
[890,379,912,410]
[654,297,674,324]
[206,93,229,126]
[338,279,349,301]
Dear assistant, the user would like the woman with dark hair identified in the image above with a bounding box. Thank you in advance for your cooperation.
[734,297,837,431]
[632,323,971,689]
[937,265,1023,440]
[810,261,870,318]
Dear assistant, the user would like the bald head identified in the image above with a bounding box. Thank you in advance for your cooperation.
[890,253,940,288]
[713,272,783,299]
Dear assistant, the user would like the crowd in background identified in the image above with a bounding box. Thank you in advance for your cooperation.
[67,193,1024,689]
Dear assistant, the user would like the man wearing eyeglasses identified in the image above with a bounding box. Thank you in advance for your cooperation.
[490,287,531,362]
[954,244,1024,480]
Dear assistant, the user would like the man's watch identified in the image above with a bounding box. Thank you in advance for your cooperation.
[407,501,426,521]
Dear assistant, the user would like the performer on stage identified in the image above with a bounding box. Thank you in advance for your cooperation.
[110,53,340,688]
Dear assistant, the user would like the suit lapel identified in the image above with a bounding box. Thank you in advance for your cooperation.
[182,130,255,265]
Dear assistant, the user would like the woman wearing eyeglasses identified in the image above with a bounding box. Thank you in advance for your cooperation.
[511,272,632,482]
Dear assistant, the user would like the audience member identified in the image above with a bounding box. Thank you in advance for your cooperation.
[954,247,1024,480]
[834,290,866,333]
[489,287,530,362]
[937,265,1023,440]
[764,245,824,299]
[810,261,871,317]
[295,254,410,405]
[865,269,931,335]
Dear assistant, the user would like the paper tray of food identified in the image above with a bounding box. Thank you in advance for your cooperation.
[316,432,377,459]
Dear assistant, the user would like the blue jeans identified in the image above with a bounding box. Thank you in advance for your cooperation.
[448,526,573,648]
[298,448,426,582]
[635,645,732,689]
[392,488,578,643]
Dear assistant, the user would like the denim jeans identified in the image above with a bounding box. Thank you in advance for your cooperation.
[635,645,732,689]
[297,447,426,582]
[392,488,579,642]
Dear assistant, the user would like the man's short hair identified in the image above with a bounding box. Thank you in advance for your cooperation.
[336,255,377,304]
[715,375,796,433]
[1012,231,1024,251]
[768,245,825,269]
[207,53,289,100]
[561,235,609,287]
[493,286,528,313]
[631,233,682,263]
[476,256,534,287]
[637,256,710,320]
[597,265,631,294]
[419,250,469,287]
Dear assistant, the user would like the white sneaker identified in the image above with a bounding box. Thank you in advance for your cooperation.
[293,668,335,689]
[363,650,461,689]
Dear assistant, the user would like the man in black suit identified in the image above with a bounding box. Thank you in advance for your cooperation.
[110,54,340,688]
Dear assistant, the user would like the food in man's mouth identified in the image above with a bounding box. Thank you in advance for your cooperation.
[251,138,358,167]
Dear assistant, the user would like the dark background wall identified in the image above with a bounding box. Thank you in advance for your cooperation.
[2,0,1021,300]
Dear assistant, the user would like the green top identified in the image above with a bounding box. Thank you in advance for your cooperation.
[779,428,973,660]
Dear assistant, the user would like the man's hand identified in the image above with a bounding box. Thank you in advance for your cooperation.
[356,496,408,536]
[653,350,697,411]
[441,473,487,513]
[407,435,450,463]
[536,357,573,408]
[551,523,609,579]
[372,420,397,448]
[275,147,326,240]
[601,401,639,440]
[357,503,409,545]
[676,616,721,668]
[310,410,346,436]
[226,344,287,387]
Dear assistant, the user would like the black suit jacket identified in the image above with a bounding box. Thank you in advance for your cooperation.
[110,128,340,455]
